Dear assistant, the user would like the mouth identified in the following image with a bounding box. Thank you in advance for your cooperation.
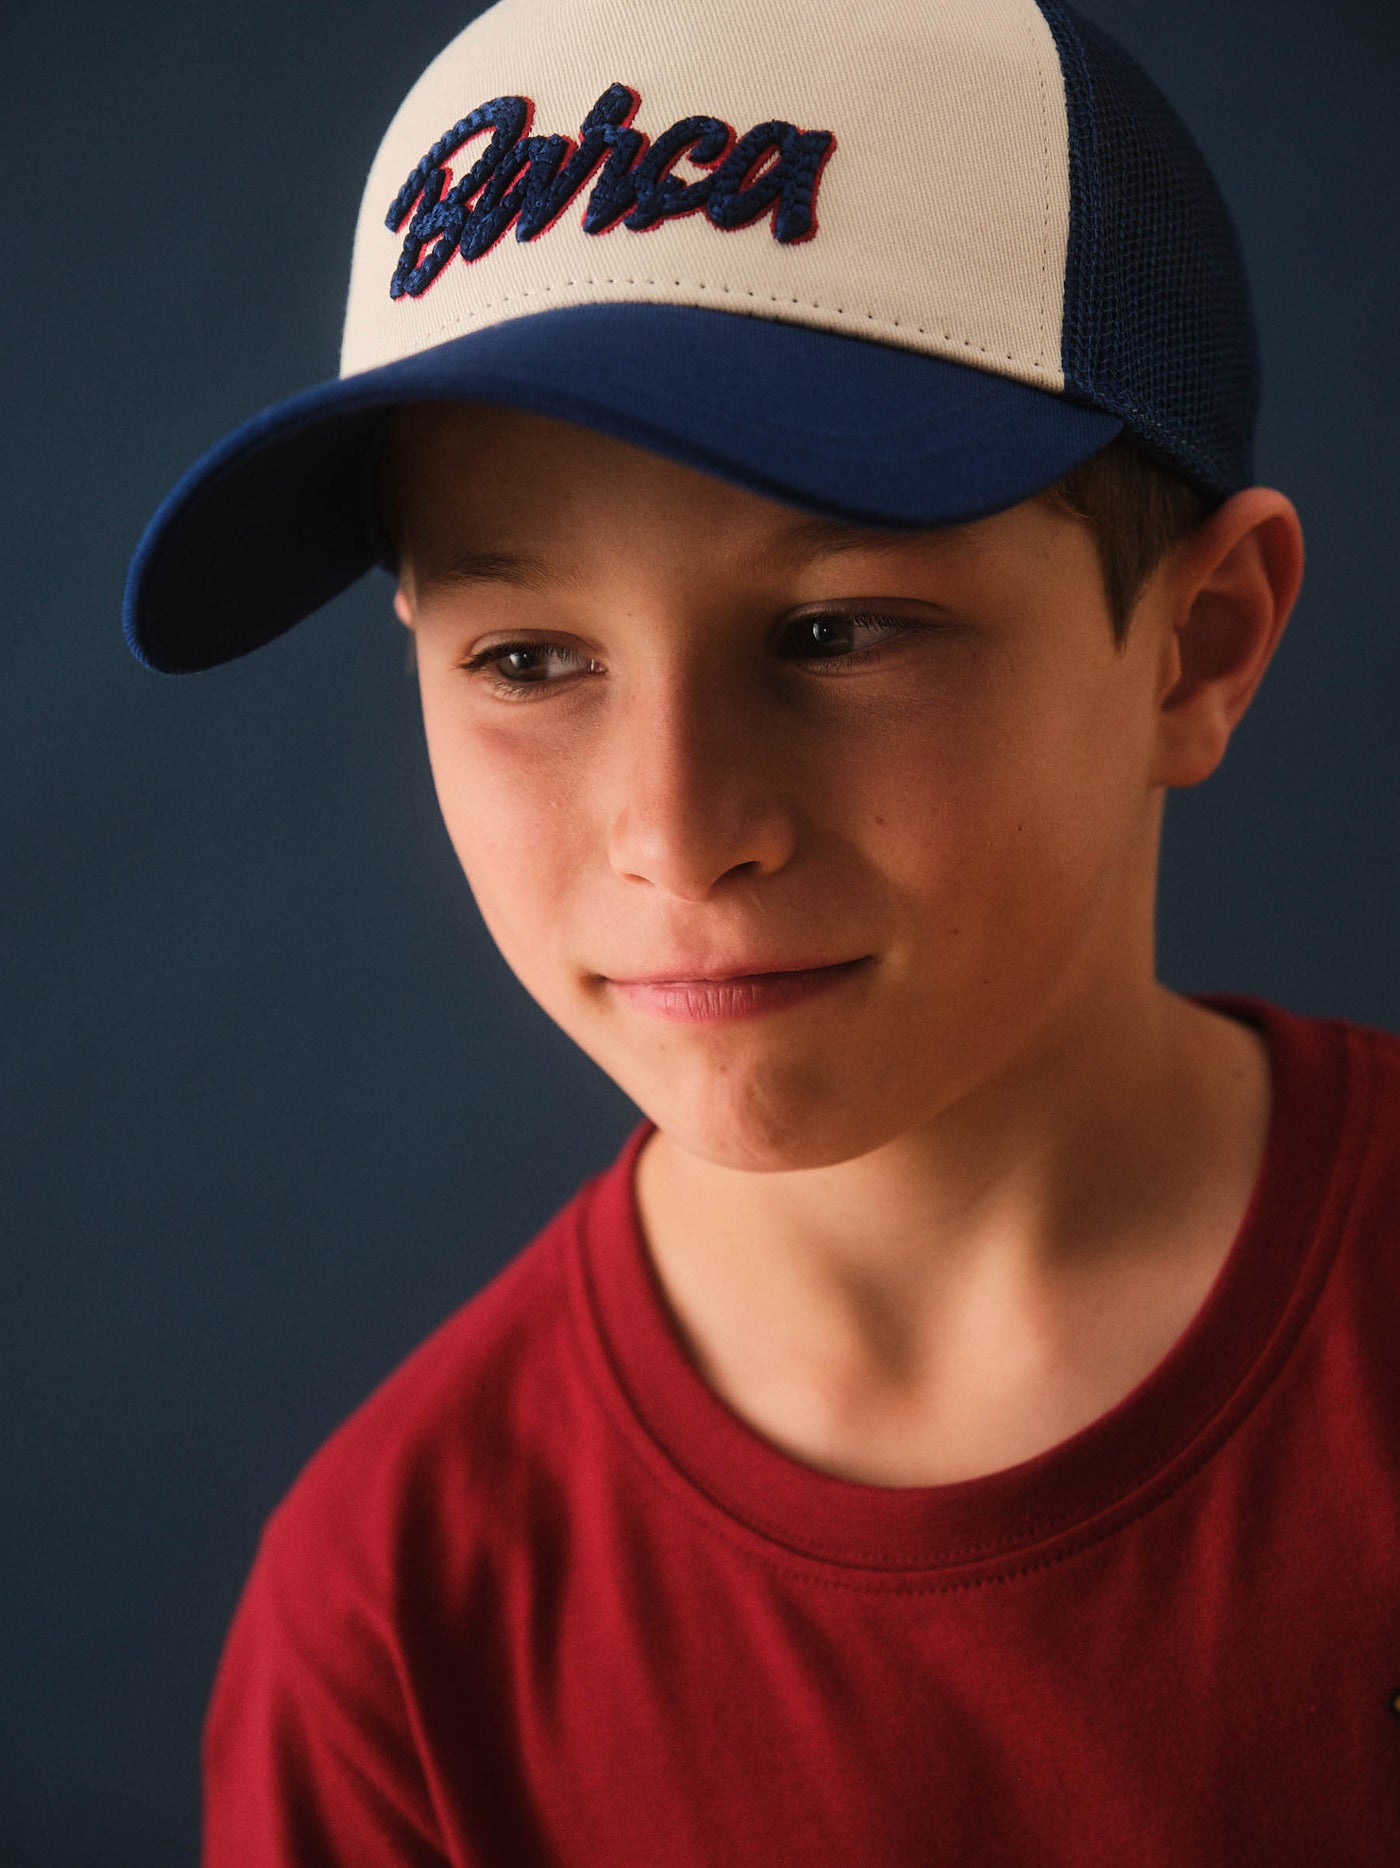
[609,956,870,986]
[604,956,873,1023]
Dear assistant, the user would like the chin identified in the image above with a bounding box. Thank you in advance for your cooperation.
[568,987,940,1172]
[653,1073,898,1176]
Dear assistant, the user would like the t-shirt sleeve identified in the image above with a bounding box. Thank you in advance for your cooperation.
[201,1501,454,1867]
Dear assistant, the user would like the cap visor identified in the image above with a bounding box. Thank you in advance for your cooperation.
[124,301,1121,673]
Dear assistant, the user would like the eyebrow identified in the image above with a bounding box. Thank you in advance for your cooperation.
[771,514,973,558]
[414,548,566,598]
[410,513,972,598]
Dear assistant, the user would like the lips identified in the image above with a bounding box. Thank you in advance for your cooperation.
[605,957,873,1024]
[610,957,866,984]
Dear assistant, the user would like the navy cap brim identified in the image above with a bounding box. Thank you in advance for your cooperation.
[123,301,1122,674]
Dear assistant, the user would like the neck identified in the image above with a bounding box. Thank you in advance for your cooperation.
[633,979,1272,1432]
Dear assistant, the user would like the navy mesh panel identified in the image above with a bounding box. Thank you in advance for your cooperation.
[1035,1,1260,499]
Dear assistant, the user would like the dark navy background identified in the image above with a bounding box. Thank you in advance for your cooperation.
[4,1,1397,1858]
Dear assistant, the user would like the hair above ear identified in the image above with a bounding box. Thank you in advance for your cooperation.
[1038,437,1213,648]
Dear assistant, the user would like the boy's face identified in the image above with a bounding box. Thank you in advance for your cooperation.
[389,401,1177,1172]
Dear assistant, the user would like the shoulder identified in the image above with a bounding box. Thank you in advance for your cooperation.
[1206,990,1400,1125]
[1258,999,1400,1270]
[1326,1006,1400,1172]
[1307,1002,1400,1127]
[1261,993,1400,1166]
[1340,1007,1400,1080]
[251,1157,608,1611]
[198,1160,632,1852]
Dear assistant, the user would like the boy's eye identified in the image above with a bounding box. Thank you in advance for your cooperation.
[454,642,594,687]
[789,611,919,658]
[468,642,589,686]
[455,611,927,697]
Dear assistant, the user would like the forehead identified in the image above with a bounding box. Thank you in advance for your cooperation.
[380,398,1075,601]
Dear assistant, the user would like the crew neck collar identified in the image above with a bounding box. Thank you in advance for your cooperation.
[567,993,1359,1580]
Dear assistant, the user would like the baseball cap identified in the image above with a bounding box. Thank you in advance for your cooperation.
[122,0,1260,676]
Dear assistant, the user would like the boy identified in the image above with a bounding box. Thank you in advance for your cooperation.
[124,0,1400,1861]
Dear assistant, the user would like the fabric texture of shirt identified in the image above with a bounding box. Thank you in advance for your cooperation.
[202,992,1400,1865]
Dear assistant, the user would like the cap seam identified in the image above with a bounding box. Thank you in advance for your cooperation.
[349,278,1062,385]
[1026,0,1055,376]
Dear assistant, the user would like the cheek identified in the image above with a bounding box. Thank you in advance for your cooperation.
[864,693,1032,866]
[873,688,1132,957]
[420,703,584,974]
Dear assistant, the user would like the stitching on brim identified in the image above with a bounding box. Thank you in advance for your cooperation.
[346,277,1062,384]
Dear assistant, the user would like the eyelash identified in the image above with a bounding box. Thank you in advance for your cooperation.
[454,612,928,701]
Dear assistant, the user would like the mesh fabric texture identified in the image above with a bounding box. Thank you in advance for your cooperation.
[1037,0,1260,498]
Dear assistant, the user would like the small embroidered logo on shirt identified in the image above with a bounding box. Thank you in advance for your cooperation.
[385,82,837,299]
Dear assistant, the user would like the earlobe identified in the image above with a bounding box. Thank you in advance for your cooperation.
[1151,488,1305,790]
[393,587,414,628]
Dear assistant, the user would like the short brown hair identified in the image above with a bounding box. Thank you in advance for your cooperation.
[1037,435,1212,649]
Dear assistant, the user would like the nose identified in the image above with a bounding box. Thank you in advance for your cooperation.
[604,661,798,900]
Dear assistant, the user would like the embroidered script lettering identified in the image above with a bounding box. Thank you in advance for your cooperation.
[385,83,837,299]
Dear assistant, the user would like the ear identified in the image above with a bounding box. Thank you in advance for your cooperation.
[1148,487,1305,790]
[393,586,414,628]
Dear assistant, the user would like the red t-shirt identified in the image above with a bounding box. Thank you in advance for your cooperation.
[202,993,1400,1865]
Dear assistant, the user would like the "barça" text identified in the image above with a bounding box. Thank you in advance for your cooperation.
[386,82,837,299]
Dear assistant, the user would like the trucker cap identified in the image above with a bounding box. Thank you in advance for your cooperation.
[122,0,1260,675]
